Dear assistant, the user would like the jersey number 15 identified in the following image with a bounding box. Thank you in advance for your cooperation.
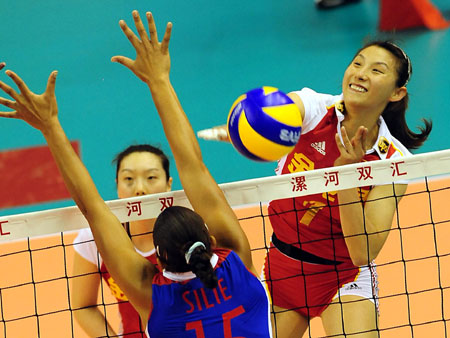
[185,305,245,338]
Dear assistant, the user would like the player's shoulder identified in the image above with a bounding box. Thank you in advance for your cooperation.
[213,248,233,265]
[291,87,342,108]
[374,117,412,160]
[290,87,342,134]
[213,248,249,274]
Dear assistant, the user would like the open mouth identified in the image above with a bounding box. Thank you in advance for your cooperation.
[349,84,367,93]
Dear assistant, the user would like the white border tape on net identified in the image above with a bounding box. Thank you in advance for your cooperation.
[1,149,450,243]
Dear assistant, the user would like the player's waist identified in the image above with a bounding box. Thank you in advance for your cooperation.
[271,232,343,265]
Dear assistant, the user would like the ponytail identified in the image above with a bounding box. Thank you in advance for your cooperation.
[355,40,432,150]
[154,206,218,288]
[382,94,432,150]
[186,243,218,289]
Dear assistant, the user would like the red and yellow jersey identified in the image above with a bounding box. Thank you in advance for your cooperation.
[270,88,411,263]
[74,228,157,337]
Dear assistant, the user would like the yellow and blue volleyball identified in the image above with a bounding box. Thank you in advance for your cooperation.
[227,86,302,162]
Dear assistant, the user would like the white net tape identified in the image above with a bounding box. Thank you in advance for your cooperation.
[1,149,450,243]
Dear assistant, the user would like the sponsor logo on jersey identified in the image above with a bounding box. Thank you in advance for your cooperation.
[311,141,326,155]
[378,137,390,154]
[335,101,345,113]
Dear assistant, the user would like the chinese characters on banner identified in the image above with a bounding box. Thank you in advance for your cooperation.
[125,197,174,218]
[289,161,407,195]
[0,220,10,236]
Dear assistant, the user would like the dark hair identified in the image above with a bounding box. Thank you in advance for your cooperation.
[352,41,432,150]
[153,206,218,289]
[112,144,171,181]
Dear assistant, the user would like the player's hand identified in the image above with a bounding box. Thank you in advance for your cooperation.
[112,11,172,85]
[0,70,59,131]
[0,62,5,71]
[334,126,368,166]
[197,125,231,142]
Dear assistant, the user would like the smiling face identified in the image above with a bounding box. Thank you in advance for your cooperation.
[116,151,172,198]
[342,45,406,113]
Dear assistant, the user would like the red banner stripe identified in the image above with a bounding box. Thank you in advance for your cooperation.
[0,141,80,208]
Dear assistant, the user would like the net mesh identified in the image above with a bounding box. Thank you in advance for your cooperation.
[1,149,450,337]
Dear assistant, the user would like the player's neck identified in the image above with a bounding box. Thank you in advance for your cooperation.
[128,219,155,252]
[342,113,380,149]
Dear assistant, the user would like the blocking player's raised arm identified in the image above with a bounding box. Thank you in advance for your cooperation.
[111,10,254,270]
[0,70,155,321]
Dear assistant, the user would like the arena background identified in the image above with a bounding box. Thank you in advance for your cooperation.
[0,1,449,337]
[1,0,449,215]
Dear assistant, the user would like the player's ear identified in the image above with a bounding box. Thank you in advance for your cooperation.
[209,235,217,249]
[390,86,407,102]
[166,177,173,191]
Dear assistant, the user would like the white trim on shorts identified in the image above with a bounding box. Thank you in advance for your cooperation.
[332,262,379,312]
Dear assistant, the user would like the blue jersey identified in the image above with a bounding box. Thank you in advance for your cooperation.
[146,248,272,338]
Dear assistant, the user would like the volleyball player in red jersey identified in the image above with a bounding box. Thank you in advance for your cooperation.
[199,41,432,337]
[0,10,272,338]
[72,144,172,337]
[264,41,431,337]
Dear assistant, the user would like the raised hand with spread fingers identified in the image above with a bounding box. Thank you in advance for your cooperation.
[111,11,172,84]
[111,11,272,337]
[0,70,58,131]
[0,68,155,328]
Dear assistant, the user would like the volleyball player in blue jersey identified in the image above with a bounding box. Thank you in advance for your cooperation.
[0,11,272,338]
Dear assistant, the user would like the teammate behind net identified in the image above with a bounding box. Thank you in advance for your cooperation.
[72,144,173,337]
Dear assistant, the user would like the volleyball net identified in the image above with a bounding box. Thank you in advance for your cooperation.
[1,149,450,337]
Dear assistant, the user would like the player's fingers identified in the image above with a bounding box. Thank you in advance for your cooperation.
[361,127,368,152]
[111,56,134,69]
[161,22,172,53]
[45,71,58,96]
[5,70,31,98]
[146,12,159,44]
[132,10,150,44]
[119,19,141,48]
[0,62,5,71]
[0,111,18,119]
[335,133,346,154]
[0,79,20,102]
[352,126,368,152]
[0,97,16,109]
[351,127,362,147]
[340,126,353,151]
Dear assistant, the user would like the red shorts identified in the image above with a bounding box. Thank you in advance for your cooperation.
[263,243,361,318]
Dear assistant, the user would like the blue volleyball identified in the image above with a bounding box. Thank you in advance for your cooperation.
[227,86,302,162]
